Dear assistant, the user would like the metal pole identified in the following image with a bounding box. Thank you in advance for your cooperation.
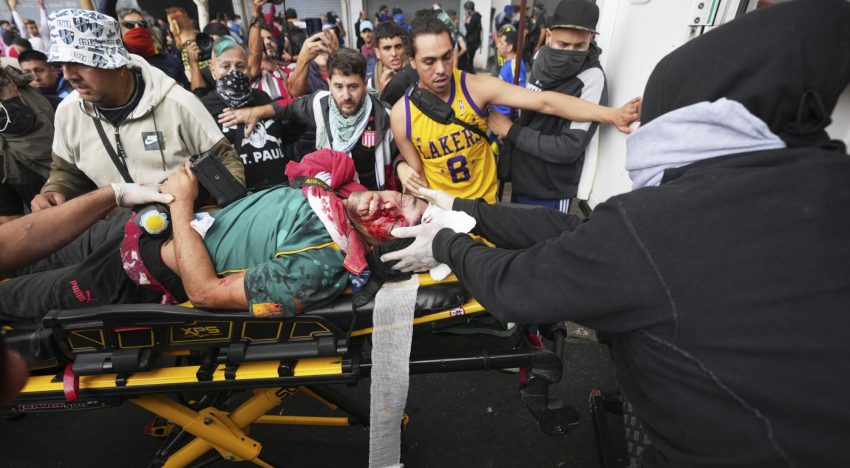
[513,0,527,87]
[239,0,251,39]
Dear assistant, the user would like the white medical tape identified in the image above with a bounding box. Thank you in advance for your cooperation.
[368,275,419,468]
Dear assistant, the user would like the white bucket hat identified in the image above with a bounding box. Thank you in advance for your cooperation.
[47,9,130,69]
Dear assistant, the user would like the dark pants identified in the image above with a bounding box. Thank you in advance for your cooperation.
[511,193,572,214]
[0,181,43,216]
[0,211,163,323]
[461,44,479,73]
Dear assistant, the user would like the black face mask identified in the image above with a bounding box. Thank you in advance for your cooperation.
[531,46,589,89]
[216,70,252,109]
[0,96,37,135]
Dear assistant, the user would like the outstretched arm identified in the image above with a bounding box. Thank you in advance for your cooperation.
[8,0,26,39]
[418,188,581,249]
[37,0,48,38]
[1,184,172,274]
[246,0,266,82]
[432,201,668,332]
[452,197,581,248]
[469,73,640,133]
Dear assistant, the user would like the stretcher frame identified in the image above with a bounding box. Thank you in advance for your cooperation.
[8,276,579,467]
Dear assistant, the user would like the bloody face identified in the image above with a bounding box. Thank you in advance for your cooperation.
[345,191,428,244]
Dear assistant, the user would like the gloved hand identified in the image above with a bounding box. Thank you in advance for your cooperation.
[417,188,455,211]
[380,222,444,272]
[111,183,175,208]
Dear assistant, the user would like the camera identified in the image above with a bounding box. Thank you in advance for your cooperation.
[194,32,214,62]
[190,152,246,207]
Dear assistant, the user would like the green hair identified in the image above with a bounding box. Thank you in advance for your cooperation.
[212,36,241,58]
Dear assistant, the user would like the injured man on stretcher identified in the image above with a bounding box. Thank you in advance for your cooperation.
[0,150,428,323]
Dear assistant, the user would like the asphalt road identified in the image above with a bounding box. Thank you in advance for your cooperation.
[0,335,622,468]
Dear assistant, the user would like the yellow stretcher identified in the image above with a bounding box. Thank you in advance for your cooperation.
[6,273,578,467]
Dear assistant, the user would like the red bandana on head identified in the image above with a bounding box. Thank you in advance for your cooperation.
[285,149,370,275]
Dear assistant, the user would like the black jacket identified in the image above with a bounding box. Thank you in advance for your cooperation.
[434,147,850,467]
[272,91,397,189]
[504,52,607,200]
[464,11,482,49]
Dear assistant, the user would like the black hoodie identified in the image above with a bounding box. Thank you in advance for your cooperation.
[433,1,850,466]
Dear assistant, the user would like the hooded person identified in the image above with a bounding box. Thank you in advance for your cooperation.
[382,1,850,466]
[32,9,244,212]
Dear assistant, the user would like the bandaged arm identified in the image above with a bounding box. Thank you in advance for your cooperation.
[432,199,670,333]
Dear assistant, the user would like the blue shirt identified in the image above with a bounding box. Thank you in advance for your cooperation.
[493,58,527,117]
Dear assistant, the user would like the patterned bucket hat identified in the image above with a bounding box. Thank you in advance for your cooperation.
[47,9,130,69]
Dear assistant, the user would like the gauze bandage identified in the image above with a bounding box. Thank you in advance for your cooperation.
[368,275,419,468]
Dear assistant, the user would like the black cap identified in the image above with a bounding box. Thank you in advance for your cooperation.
[549,0,599,34]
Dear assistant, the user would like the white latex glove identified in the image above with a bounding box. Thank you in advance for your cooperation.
[380,206,475,274]
[417,187,455,211]
[111,183,175,208]
[380,222,444,272]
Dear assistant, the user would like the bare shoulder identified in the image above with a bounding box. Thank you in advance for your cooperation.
[464,73,508,106]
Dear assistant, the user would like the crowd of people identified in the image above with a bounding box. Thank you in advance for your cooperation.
[0,0,849,467]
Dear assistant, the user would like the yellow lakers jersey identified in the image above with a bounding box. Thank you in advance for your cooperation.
[404,69,497,203]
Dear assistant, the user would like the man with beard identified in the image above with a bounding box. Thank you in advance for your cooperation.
[488,0,604,212]
[201,37,288,189]
[220,48,397,191]
[384,1,850,466]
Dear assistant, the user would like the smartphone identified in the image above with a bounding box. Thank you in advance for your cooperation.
[304,17,322,37]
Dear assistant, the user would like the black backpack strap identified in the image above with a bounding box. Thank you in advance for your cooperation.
[408,87,489,141]
[91,116,133,183]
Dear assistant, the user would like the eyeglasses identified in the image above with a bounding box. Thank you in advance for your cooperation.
[122,20,149,30]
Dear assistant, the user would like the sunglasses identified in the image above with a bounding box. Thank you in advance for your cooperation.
[122,20,149,30]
